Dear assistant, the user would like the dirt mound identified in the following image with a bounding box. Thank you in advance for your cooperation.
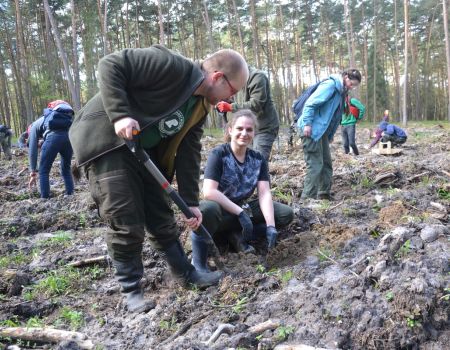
[0,125,449,349]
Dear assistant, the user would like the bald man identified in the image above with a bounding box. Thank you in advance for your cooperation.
[70,45,249,313]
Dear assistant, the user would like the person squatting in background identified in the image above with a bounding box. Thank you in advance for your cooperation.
[0,124,13,160]
[216,66,280,161]
[340,96,365,155]
[28,100,75,198]
[190,110,294,273]
[369,121,407,148]
[297,69,362,200]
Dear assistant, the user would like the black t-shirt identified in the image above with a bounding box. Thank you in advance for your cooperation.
[204,143,269,204]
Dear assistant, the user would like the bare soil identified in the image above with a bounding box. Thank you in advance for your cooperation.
[0,124,449,350]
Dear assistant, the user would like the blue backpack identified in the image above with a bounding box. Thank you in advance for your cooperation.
[43,105,74,132]
[292,79,330,125]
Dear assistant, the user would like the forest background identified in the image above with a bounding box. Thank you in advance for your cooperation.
[1,0,450,137]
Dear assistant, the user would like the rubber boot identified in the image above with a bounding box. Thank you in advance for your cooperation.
[190,232,211,273]
[112,256,156,313]
[161,240,223,288]
[228,231,255,254]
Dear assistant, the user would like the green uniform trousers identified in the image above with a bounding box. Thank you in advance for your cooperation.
[85,147,180,260]
[301,135,333,199]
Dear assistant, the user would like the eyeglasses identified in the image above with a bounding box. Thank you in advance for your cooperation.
[222,74,238,95]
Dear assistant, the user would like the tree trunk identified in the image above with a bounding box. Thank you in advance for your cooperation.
[13,0,33,123]
[372,0,378,121]
[402,0,409,126]
[443,0,450,121]
[43,0,77,105]
[250,0,260,67]
[230,0,245,55]
[157,0,165,45]
[201,0,214,51]
[71,0,81,110]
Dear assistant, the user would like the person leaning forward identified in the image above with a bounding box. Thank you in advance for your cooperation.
[69,45,249,313]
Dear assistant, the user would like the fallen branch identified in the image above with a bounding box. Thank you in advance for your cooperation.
[18,166,28,176]
[326,200,344,212]
[68,255,110,268]
[317,248,359,278]
[407,171,430,182]
[248,319,280,334]
[0,327,94,349]
[274,344,333,350]
[204,323,235,346]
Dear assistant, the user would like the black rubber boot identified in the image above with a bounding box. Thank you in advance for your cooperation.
[112,256,156,313]
[228,231,255,254]
[162,240,223,288]
[190,231,211,273]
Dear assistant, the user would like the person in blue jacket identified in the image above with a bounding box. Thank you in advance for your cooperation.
[28,100,75,198]
[297,69,362,200]
[378,121,407,146]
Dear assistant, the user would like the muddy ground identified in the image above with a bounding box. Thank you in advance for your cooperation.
[0,123,449,350]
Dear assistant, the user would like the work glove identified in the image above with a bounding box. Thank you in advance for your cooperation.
[266,225,278,249]
[216,101,233,113]
[238,211,253,242]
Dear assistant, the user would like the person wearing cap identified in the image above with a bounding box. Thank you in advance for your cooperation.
[28,100,75,198]
[0,124,13,160]
[369,121,407,148]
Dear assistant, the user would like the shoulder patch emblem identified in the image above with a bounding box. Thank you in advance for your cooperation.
[159,110,185,137]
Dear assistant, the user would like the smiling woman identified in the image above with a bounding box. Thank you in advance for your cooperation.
[190,109,294,273]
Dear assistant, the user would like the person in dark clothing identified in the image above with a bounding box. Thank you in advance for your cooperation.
[69,45,249,313]
[379,121,407,146]
[216,66,280,161]
[190,110,293,273]
[0,124,12,160]
[28,100,75,198]
[340,97,365,155]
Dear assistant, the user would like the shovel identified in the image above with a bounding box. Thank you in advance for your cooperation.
[124,132,225,270]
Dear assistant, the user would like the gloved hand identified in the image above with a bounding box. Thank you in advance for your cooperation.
[216,101,233,113]
[238,211,253,242]
[266,225,278,249]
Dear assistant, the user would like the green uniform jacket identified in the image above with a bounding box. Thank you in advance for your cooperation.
[69,45,208,206]
[231,67,279,132]
[341,97,365,126]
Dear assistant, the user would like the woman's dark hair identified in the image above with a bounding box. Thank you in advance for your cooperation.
[343,68,362,83]
[224,109,258,142]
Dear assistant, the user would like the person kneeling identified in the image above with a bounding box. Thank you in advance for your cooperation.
[191,110,294,272]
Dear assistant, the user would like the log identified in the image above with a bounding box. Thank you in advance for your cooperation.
[68,255,110,267]
[204,323,235,346]
[0,327,94,349]
[248,319,280,334]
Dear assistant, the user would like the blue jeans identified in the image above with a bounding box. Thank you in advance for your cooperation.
[341,124,359,155]
[39,132,74,198]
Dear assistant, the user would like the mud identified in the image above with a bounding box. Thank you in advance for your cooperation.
[0,124,449,350]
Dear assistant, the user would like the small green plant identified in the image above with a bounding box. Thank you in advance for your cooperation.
[419,176,431,186]
[342,207,357,217]
[159,316,177,331]
[232,296,249,314]
[0,252,31,268]
[38,231,72,248]
[360,176,373,188]
[256,264,266,273]
[441,287,450,301]
[86,266,105,280]
[255,334,263,341]
[276,325,295,340]
[438,188,450,200]
[0,316,20,327]
[318,200,331,210]
[26,317,45,328]
[281,270,293,284]
[385,186,398,196]
[317,247,333,262]
[406,316,419,328]
[369,229,380,238]
[385,291,394,302]
[57,307,84,330]
[78,213,87,228]
[395,239,411,259]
